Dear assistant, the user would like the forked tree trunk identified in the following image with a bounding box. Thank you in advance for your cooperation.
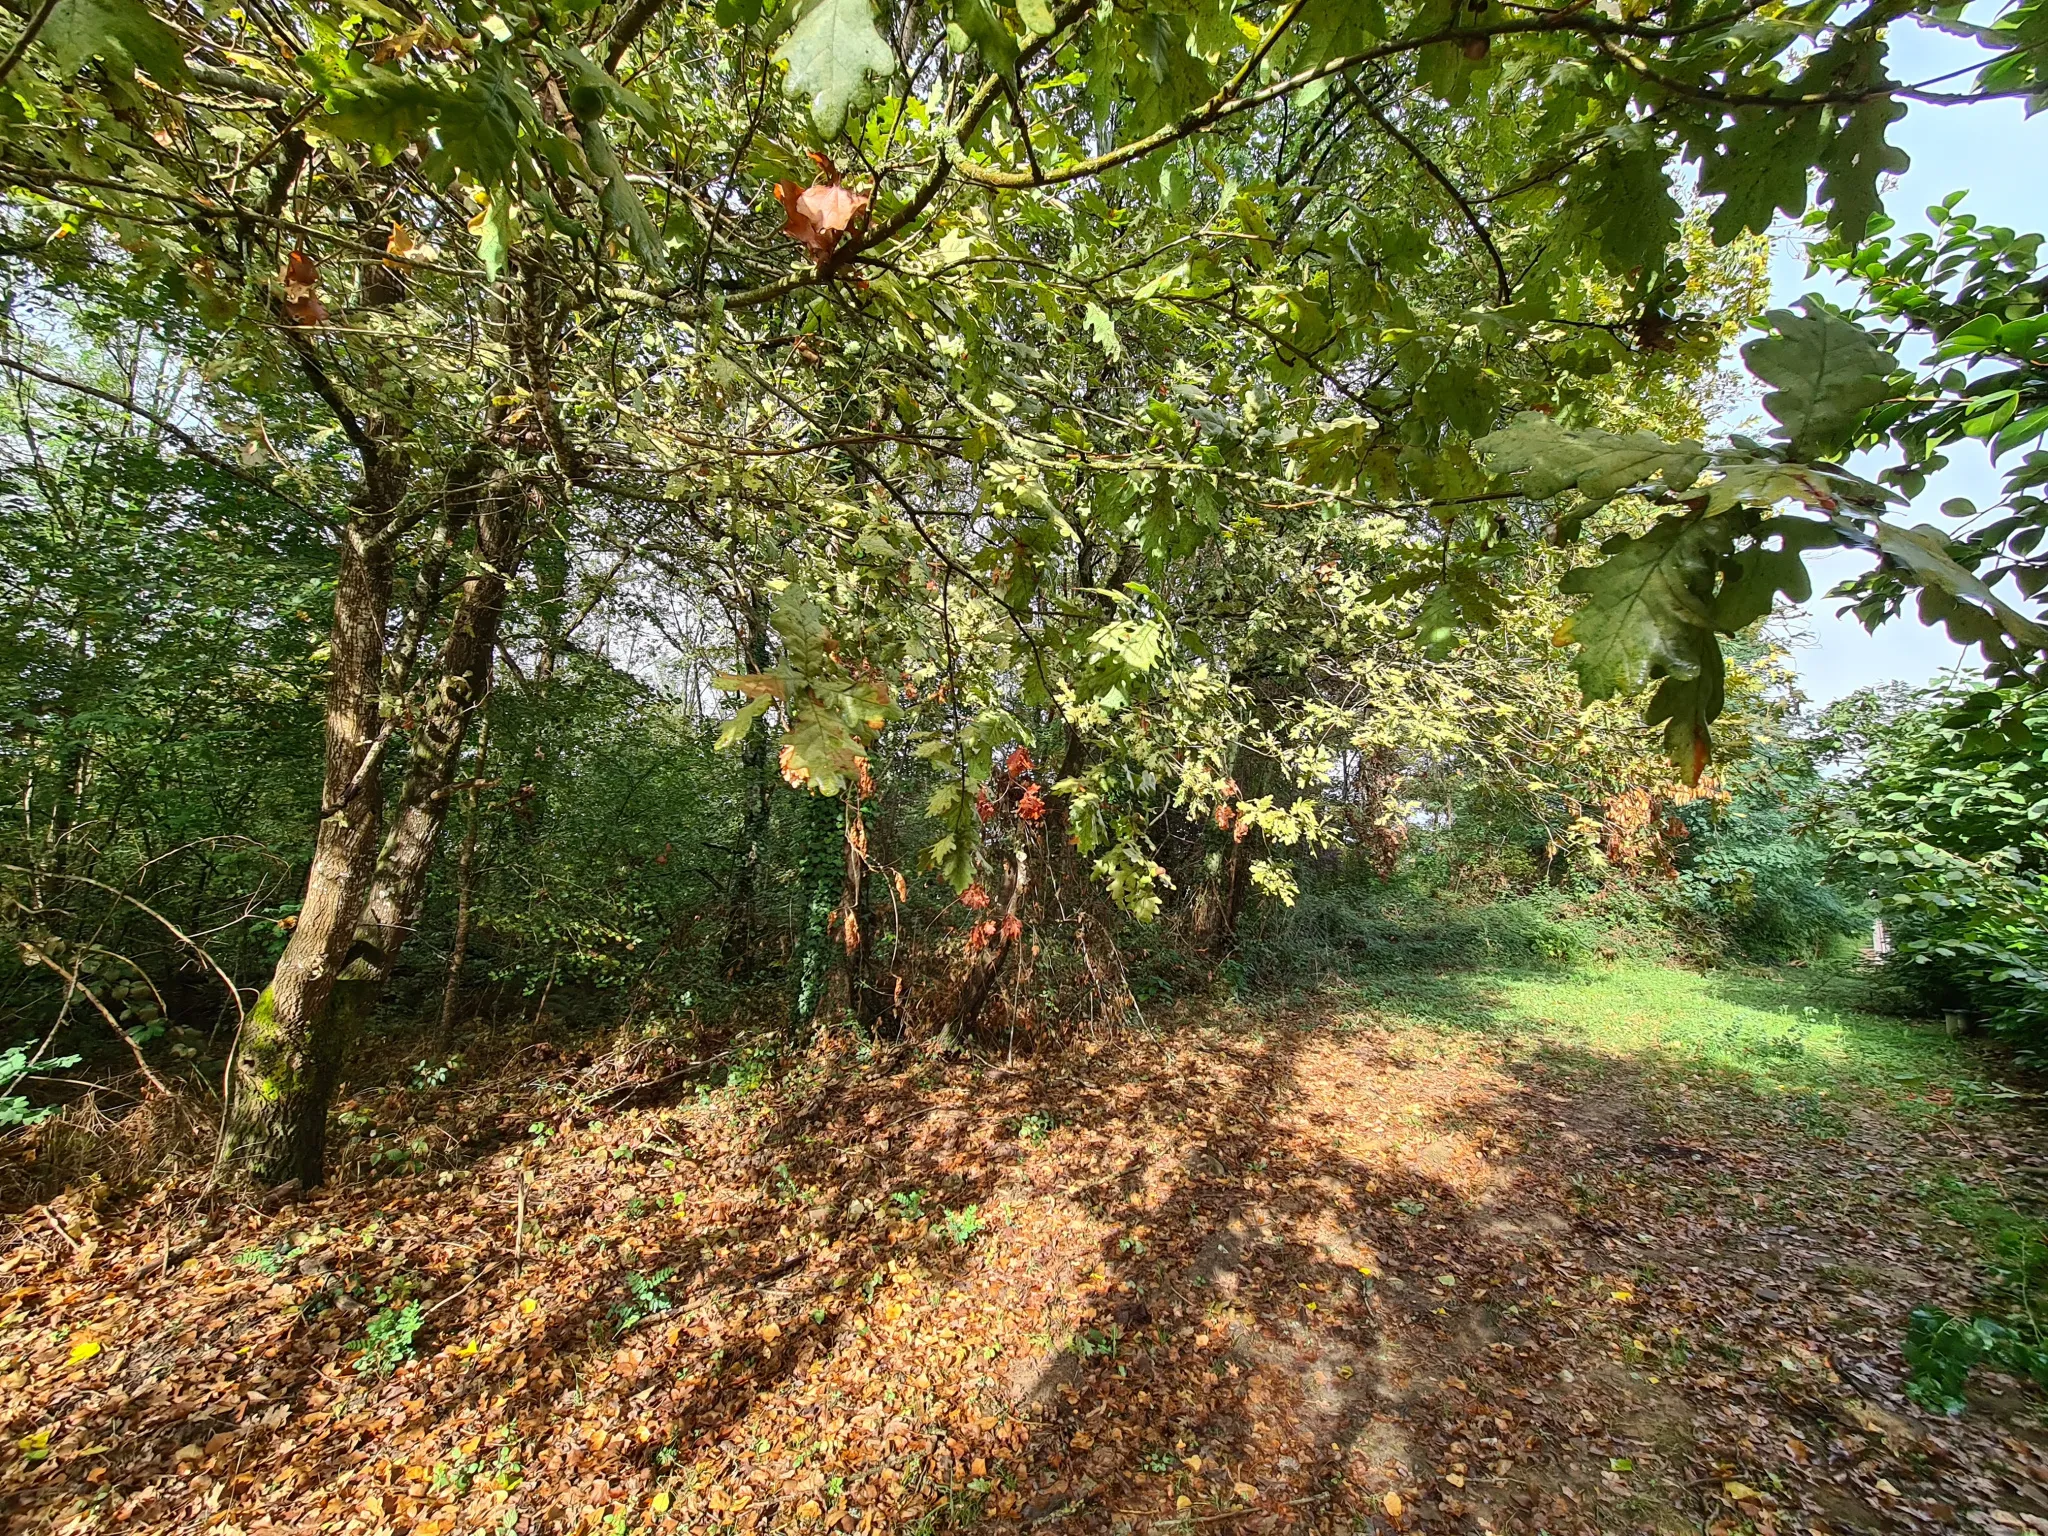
[225,503,397,1186]
[225,470,523,1188]
[355,483,523,971]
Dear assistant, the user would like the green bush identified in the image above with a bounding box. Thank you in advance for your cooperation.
[1843,682,2048,1044]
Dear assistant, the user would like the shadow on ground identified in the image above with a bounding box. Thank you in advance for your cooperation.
[5,965,2048,1534]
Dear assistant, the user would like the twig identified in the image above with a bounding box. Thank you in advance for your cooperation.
[0,0,63,86]
[514,1172,528,1276]
[422,1260,505,1321]
[36,1204,80,1254]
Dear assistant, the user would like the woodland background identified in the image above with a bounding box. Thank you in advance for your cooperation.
[0,0,2047,1526]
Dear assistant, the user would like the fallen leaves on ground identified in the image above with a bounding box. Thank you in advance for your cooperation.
[4,979,2048,1534]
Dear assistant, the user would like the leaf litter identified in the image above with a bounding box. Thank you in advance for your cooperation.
[3,981,2048,1534]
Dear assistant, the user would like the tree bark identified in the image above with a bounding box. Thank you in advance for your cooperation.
[224,497,397,1187]
[722,597,774,973]
[790,789,844,1037]
[438,718,489,1037]
[354,480,523,970]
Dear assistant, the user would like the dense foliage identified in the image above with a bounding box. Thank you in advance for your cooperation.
[0,0,2041,1186]
[1840,681,2048,1044]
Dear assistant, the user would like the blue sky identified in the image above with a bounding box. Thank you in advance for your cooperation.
[1755,20,2042,704]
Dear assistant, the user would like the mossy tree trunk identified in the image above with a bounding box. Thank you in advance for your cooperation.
[225,483,399,1187]
[790,788,844,1038]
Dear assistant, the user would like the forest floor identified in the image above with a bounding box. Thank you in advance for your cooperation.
[5,962,2048,1535]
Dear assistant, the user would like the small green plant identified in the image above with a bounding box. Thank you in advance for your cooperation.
[410,1055,462,1090]
[726,1035,779,1093]
[236,1239,300,1276]
[1017,1112,1053,1146]
[941,1205,985,1246]
[1141,1448,1179,1474]
[354,1299,425,1374]
[1904,1305,2048,1414]
[613,1267,677,1336]
[1071,1322,1123,1360]
[0,1041,79,1130]
[890,1189,926,1222]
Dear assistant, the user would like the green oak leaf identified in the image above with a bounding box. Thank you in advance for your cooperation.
[1558,514,1724,700]
[946,0,1018,77]
[773,0,897,138]
[1575,142,1681,277]
[1820,94,1909,244]
[475,192,516,278]
[1872,518,2048,653]
[1700,107,1824,243]
[1708,516,1842,631]
[578,113,668,277]
[1741,302,1896,461]
[39,0,186,84]
[1475,412,1708,506]
[1645,650,1724,786]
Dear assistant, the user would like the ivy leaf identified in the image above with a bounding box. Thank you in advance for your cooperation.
[773,0,897,138]
[39,0,187,84]
[1741,302,1896,461]
[1475,412,1708,506]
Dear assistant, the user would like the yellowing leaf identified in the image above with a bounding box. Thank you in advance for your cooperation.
[1724,1480,1761,1501]
[651,1489,672,1513]
[67,1338,101,1365]
[1383,1490,1404,1519]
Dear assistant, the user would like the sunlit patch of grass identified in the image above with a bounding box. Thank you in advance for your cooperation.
[1476,965,1963,1102]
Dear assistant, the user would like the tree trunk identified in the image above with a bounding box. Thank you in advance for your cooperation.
[947,846,1029,1049]
[224,504,396,1187]
[790,789,844,1037]
[1206,748,1271,958]
[438,719,489,1036]
[354,482,523,972]
[722,598,774,973]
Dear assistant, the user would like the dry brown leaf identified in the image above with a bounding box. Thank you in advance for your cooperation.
[383,222,419,269]
[775,181,870,263]
[279,250,328,327]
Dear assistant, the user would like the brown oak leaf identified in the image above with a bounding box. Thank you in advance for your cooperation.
[774,181,870,263]
[279,250,328,328]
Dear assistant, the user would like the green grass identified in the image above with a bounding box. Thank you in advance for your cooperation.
[1494,966,1958,1094]
[1340,960,1971,1106]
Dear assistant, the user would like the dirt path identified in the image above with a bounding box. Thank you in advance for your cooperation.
[4,971,2048,1534]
